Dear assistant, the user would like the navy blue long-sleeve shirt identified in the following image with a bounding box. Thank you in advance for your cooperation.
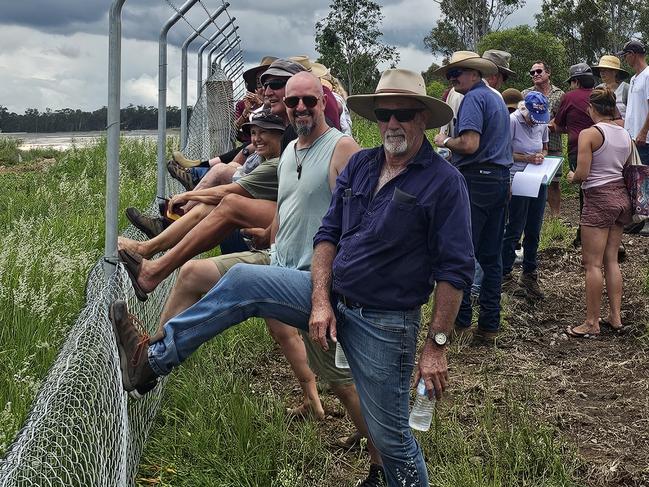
[314,138,475,310]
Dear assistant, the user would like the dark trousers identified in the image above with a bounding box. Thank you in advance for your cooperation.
[502,185,548,275]
[456,165,510,332]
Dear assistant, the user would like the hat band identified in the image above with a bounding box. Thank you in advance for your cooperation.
[375,88,419,95]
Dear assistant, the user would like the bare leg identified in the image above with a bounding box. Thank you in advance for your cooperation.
[151,259,223,342]
[332,383,383,466]
[192,163,238,191]
[118,203,215,258]
[136,195,276,293]
[266,319,325,420]
[603,223,624,327]
[547,181,561,217]
[573,225,608,334]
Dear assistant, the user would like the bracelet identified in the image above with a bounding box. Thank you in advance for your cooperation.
[443,137,451,147]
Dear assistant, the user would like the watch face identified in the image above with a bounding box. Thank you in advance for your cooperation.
[434,332,447,346]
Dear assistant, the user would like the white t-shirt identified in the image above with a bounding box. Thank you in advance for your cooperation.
[624,66,649,142]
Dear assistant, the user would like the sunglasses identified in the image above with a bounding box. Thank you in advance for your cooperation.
[374,108,423,123]
[284,96,320,108]
[263,78,288,90]
[529,69,545,76]
[446,68,464,80]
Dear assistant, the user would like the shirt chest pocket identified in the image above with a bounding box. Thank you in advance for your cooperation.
[342,191,366,233]
[374,188,423,244]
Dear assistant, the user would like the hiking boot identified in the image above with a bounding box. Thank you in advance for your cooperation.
[172,151,203,168]
[125,207,167,239]
[109,300,159,398]
[517,271,545,300]
[167,159,195,191]
[358,464,386,487]
[473,328,499,345]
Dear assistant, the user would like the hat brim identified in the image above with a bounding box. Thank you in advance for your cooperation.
[346,93,453,130]
[499,67,516,78]
[591,66,629,80]
[565,73,594,84]
[242,65,269,92]
[241,120,286,135]
[260,67,295,83]
[529,111,550,124]
[433,58,499,78]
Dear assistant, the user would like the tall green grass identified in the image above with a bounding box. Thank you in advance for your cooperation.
[0,137,60,166]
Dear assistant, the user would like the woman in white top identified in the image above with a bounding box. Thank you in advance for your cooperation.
[566,88,633,337]
[592,55,630,119]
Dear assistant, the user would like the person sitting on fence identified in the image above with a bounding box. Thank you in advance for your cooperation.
[109,68,473,487]
[167,56,276,191]
[565,88,633,337]
[111,71,387,484]
[118,110,285,300]
[501,92,550,300]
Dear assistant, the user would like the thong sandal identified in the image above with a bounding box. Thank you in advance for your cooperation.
[599,319,627,334]
[118,249,149,302]
[565,325,599,339]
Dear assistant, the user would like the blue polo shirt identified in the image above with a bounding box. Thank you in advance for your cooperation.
[451,80,513,168]
[314,139,475,310]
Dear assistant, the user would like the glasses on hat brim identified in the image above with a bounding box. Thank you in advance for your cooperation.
[374,108,424,123]
[283,96,320,108]
[446,68,464,80]
[263,78,288,90]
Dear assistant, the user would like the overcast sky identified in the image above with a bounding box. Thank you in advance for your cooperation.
[0,0,540,114]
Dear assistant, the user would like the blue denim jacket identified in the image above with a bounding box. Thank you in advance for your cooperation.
[314,139,475,310]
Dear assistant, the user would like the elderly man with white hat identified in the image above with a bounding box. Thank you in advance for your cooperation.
[433,51,513,343]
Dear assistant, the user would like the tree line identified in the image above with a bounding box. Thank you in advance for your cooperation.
[0,104,188,133]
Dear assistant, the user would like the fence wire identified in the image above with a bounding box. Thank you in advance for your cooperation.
[0,63,235,485]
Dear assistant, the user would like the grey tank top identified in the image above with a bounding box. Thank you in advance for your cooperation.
[273,128,345,270]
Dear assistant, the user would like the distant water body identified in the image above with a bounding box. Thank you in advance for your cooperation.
[1,129,180,151]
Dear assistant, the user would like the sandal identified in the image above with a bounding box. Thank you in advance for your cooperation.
[565,325,599,338]
[118,249,149,302]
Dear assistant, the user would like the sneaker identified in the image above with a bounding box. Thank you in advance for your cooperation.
[517,271,545,300]
[514,247,524,265]
[109,300,159,398]
[172,150,203,168]
[357,464,386,487]
[167,159,195,191]
[125,207,167,239]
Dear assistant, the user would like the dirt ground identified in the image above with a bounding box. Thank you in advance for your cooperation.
[249,196,649,487]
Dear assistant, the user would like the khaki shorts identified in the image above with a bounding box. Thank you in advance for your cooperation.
[211,250,271,276]
[300,330,354,386]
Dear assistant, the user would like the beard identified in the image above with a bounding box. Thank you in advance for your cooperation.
[292,109,315,136]
[383,129,408,155]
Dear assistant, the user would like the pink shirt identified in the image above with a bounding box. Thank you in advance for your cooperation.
[583,122,632,189]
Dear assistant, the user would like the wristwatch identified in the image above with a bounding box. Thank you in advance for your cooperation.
[241,147,251,157]
[427,331,448,347]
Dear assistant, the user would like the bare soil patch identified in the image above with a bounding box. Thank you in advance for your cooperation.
[249,196,649,486]
[0,157,57,174]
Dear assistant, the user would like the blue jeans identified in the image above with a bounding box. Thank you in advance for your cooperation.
[189,166,209,185]
[502,185,548,275]
[471,260,483,296]
[456,165,510,332]
[149,263,429,486]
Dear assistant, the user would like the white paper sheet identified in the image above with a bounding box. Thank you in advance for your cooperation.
[511,156,563,197]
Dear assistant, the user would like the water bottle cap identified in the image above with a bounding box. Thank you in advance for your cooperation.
[417,379,427,396]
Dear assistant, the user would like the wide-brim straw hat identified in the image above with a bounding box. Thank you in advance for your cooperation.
[242,56,277,92]
[346,69,453,129]
[591,55,630,80]
[288,56,331,79]
[433,51,499,78]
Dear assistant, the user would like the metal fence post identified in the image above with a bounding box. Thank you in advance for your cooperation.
[197,24,237,98]
[180,3,229,149]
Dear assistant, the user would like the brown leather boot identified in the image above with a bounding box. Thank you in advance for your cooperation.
[109,300,159,398]
[517,271,545,300]
[125,207,167,239]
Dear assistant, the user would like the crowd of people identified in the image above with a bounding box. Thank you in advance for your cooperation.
[107,41,647,486]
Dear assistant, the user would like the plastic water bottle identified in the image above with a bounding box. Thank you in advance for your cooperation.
[409,379,435,431]
[334,342,350,369]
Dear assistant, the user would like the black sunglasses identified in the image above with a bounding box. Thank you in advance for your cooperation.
[446,68,464,80]
[263,78,288,90]
[529,69,545,76]
[284,96,320,108]
[374,108,423,123]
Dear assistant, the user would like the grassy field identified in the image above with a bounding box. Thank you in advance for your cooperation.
[0,127,642,486]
